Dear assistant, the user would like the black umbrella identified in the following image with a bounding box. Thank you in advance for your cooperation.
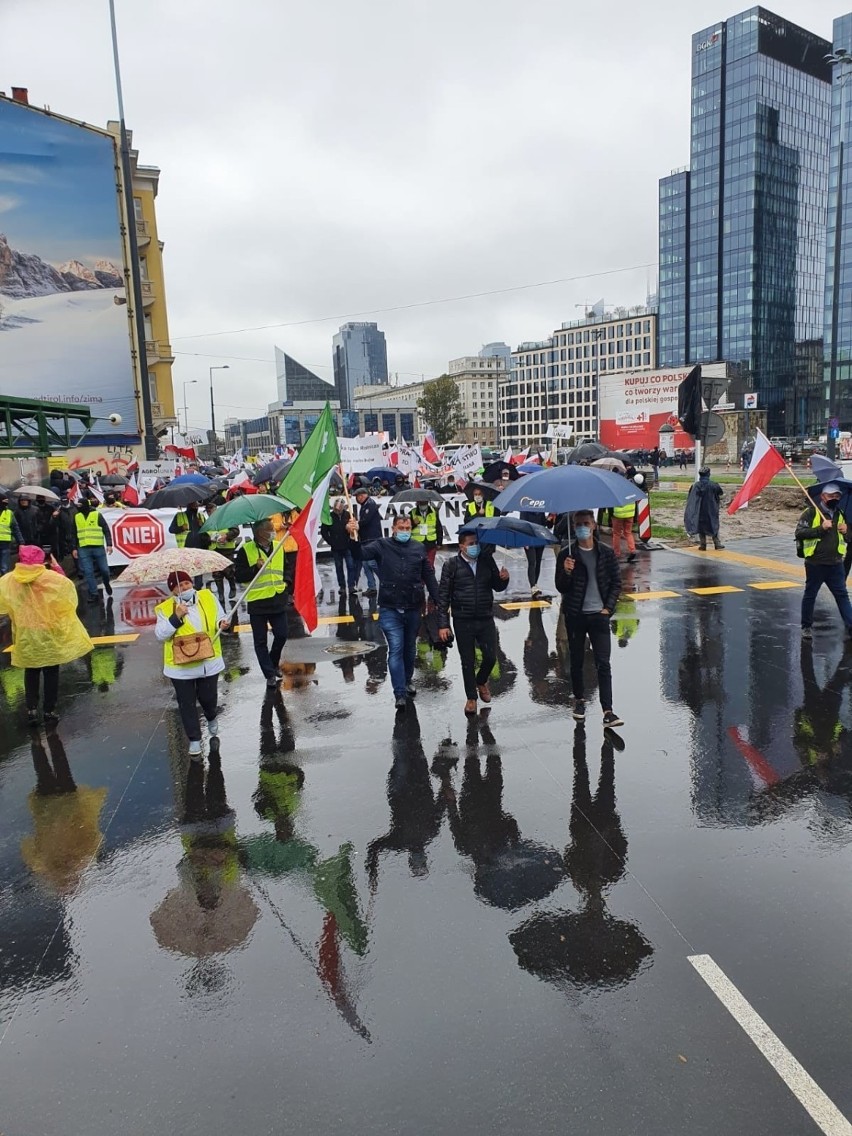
[99,474,128,487]
[509,908,653,991]
[482,460,519,483]
[252,459,292,486]
[464,480,501,502]
[473,839,564,911]
[565,442,608,464]
[144,483,215,509]
[392,488,444,507]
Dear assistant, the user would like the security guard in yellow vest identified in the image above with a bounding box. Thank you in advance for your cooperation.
[409,502,443,568]
[795,483,852,639]
[464,493,496,521]
[155,571,228,757]
[611,501,637,561]
[73,500,113,602]
[234,518,290,687]
[0,492,23,576]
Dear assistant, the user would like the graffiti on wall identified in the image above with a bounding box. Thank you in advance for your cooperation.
[67,444,141,478]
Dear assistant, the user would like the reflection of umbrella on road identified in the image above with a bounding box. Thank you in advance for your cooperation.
[509,909,653,990]
[144,483,214,509]
[200,493,294,532]
[118,547,234,584]
[460,515,558,548]
[494,465,645,515]
[151,873,259,958]
[475,840,565,911]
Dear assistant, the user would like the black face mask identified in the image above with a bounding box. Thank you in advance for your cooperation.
[825,498,840,511]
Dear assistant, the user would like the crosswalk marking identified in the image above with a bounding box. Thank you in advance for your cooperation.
[500,601,552,610]
[748,581,801,591]
[4,633,139,653]
[689,585,744,596]
[624,590,681,601]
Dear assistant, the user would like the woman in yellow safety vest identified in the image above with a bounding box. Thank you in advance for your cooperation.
[155,569,230,759]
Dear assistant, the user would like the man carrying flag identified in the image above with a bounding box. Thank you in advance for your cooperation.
[795,483,852,641]
[726,429,787,515]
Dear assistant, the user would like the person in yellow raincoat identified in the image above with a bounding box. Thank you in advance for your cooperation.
[0,545,93,727]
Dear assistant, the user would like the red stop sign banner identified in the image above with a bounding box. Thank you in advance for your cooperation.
[112,512,166,559]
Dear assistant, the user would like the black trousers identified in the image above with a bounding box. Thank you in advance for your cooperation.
[566,611,613,711]
[250,610,289,679]
[526,546,544,587]
[171,675,219,742]
[454,617,497,699]
[25,666,60,712]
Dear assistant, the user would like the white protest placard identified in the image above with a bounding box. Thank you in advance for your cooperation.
[395,444,421,475]
[337,435,386,473]
[450,443,483,477]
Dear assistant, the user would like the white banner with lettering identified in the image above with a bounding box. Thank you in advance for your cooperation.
[337,436,386,474]
[449,443,483,477]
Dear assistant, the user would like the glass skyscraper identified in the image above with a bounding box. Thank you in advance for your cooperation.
[658,8,831,434]
[824,15,852,433]
[332,322,389,410]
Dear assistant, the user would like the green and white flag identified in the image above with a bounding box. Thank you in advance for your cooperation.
[276,403,340,521]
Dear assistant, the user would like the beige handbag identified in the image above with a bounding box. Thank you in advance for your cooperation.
[172,602,215,665]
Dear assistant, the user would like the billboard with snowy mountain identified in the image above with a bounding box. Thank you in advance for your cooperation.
[0,97,138,440]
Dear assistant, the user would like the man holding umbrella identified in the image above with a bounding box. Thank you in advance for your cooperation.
[438,530,509,715]
[555,511,623,727]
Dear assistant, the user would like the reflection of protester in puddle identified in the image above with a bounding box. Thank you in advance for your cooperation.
[20,730,107,896]
[151,748,259,962]
[367,706,447,883]
[509,725,652,991]
[443,716,563,911]
[524,607,570,706]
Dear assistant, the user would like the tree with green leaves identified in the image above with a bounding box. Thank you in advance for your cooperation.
[418,375,466,445]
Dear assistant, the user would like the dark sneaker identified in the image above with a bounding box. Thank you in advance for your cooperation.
[395,696,408,711]
[26,709,39,728]
[44,711,60,726]
[714,543,726,550]
[801,627,813,640]
[266,676,280,688]
[104,581,113,596]
[572,700,586,722]
[626,552,637,563]
[406,684,417,697]
[603,711,625,728]
[365,588,378,597]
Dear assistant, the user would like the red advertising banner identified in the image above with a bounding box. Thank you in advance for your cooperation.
[599,368,694,450]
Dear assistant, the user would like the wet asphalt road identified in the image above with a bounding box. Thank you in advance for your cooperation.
[1,541,851,1135]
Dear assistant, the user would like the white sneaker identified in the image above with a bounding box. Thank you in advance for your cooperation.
[188,740,203,759]
[208,718,219,737]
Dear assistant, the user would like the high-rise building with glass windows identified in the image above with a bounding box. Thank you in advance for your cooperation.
[658,8,832,435]
[824,15,852,434]
[332,322,389,410]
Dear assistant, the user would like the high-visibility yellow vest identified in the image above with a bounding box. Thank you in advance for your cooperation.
[410,508,438,543]
[803,510,846,558]
[0,508,14,542]
[613,503,636,520]
[75,510,106,548]
[172,511,189,548]
[99,501,124,511]
[155,589,223,670]
[243,540,287,602]
[217,530,239,551]
[465,501,495,519]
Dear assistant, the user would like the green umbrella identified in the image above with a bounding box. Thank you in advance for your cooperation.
[200,492,296,533]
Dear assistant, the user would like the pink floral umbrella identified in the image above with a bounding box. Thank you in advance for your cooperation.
[118,548,233,585]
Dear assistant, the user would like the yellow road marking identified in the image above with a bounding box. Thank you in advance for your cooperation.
[748,581,801,591]
[317,615,354,625]
[500,601,552,610]
[90,634,140,644]
[690,585,743,595]
[675,547,804,578]
[624,590,681,600]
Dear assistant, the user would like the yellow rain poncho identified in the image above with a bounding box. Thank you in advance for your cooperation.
[0,565,93,669]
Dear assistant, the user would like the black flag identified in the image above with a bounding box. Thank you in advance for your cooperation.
[677,366,702,437]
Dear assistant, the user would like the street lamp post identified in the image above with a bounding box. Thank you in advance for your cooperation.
[182,379,198,435]
[826,49,852,460]
[209,366,230,461]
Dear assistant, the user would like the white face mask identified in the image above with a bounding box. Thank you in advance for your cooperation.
[178,589,196,603]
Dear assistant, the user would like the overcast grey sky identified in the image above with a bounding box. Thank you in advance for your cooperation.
[5,0,847,434]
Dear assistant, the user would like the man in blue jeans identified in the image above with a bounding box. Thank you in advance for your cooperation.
[796,482,852,640]
[350,487,382,596]
[356,513,439,710]
[73,499,114,602]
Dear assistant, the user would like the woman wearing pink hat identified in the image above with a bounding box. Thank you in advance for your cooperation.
[0,545,93,726]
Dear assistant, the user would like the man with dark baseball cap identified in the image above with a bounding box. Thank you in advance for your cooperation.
[796,482,852,640]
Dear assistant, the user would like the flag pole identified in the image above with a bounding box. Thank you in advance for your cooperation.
[211,533,289,644]
[785,464,830,518]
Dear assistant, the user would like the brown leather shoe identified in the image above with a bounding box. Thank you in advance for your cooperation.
[477,684,492,703]
[464,699,477,715]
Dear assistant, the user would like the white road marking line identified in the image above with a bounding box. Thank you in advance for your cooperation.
[688,954,852,1136]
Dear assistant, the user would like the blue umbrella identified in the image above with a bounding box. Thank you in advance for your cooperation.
[365,467,400,481]
[493,466,645,514]
[516,462,545,474]
[169,473,210,487]
[459,516,557,548]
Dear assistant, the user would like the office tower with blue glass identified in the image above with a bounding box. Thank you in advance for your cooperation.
[825,16,852,436]
[659,8,832,435]
[332,322,389,410]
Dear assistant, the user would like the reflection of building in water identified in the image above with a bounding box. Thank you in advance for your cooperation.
[661,589,804,824]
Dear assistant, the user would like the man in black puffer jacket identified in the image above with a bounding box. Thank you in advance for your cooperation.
[438,530,509,714]
[357,513,439,710]
[555,509,623,728]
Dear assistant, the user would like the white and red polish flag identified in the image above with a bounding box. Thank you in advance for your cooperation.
[727,429,787,514]
[289,468,336,633]
[422,430,441,465]
[123,472,140,506]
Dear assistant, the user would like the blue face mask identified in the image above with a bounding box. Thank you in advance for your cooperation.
[395,531,412,543]
[465,544,481,559]
[575,526,592,541]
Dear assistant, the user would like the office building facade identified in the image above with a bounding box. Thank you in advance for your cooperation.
[824,15,852,433]
[500,309,657,450]
[658,8,832,435]
[332,322,389,409]
[274,347,337,404]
